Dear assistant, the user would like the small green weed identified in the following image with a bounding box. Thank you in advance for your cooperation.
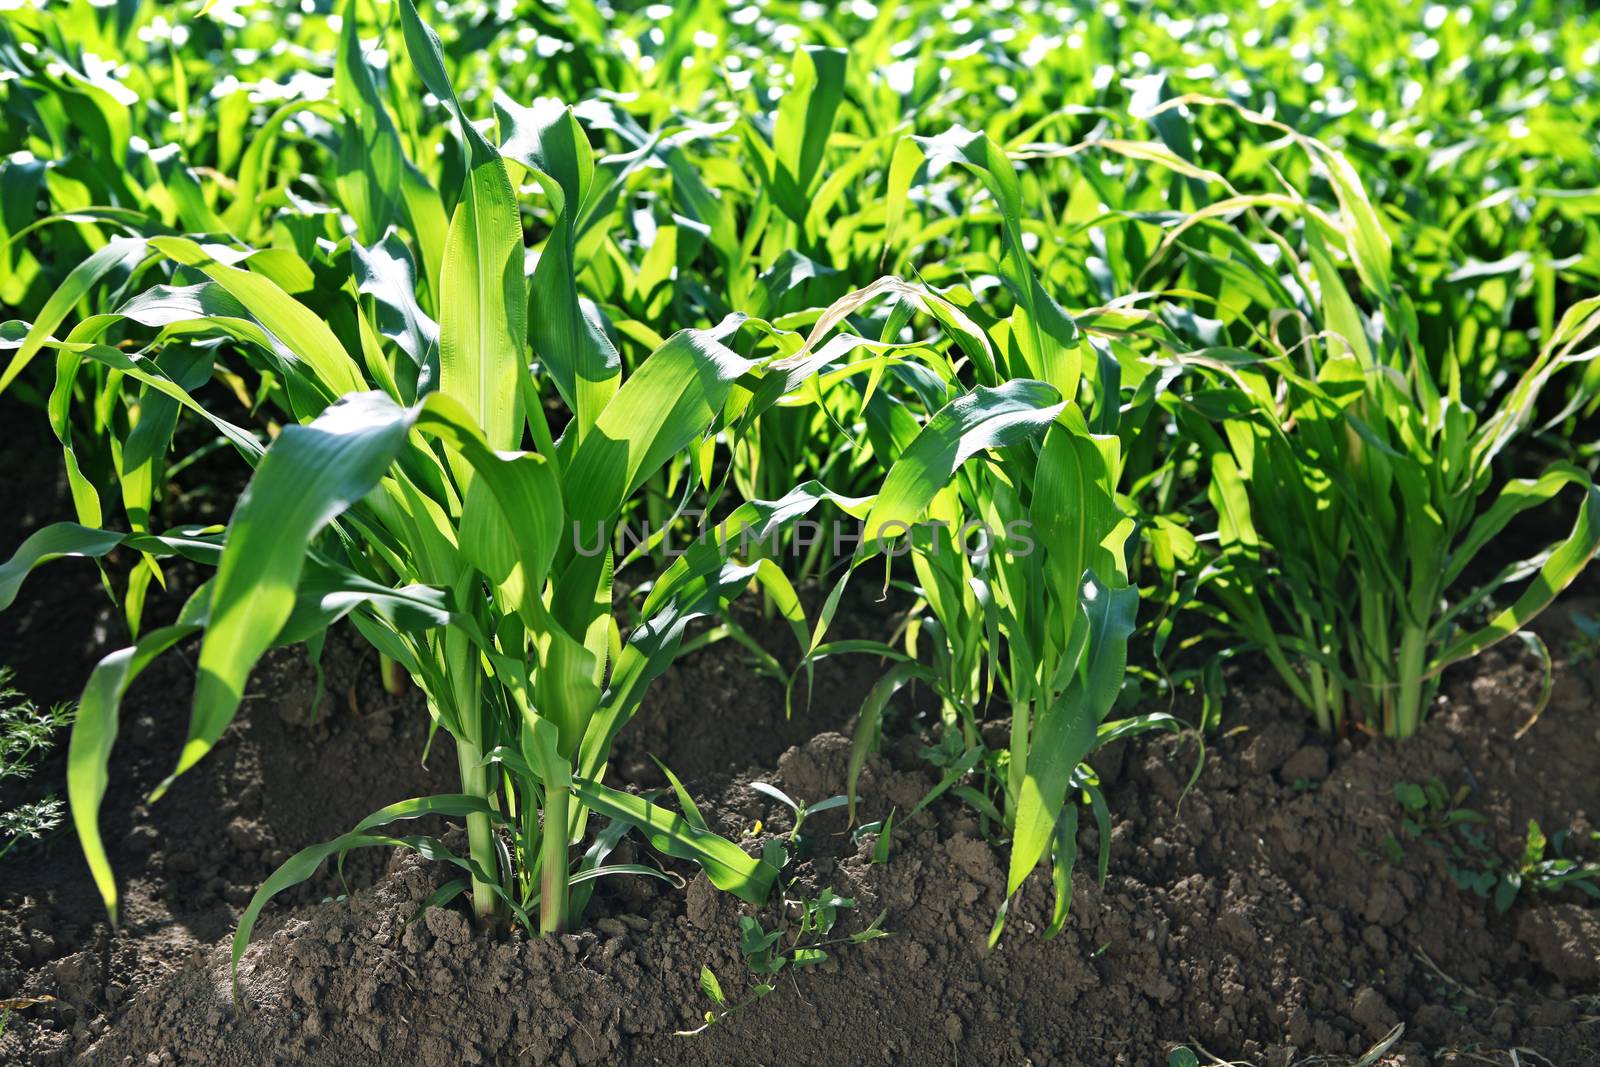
[681,892,888,1035]
[1388,777,1600,911]
[0,668,73,861]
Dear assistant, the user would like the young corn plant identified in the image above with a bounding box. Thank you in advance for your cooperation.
[838,371,1184,942]
[1132,100,1600,737]
[0,0,895,983]
[799,127,1188,940]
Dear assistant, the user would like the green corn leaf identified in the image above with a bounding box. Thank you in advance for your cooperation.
[1442,463,1595,589]
[846,660,935,823]
[910,127,1080,393]
[0,237,146,395]
[68,561,453,922]
[233,795,523,997]
[68,611,206,923]
[572,777,778,905]
[435,149,526,455]
[496,94,619,439]
[1434,480,1600,669]
[863,380,1063,548]
[563,319,753,524]
[653,756,709,833]
[333,0,405,243]
[770,46,848,222]
[148,237,367,401]
[1006,582,1131,899]
[413,392,563,617]
[166,392,420,795]
[1046,805,1079,938]
[352,234,439,396]
[1314,143,1393,298]
[0,522,226,612]
[1080,575,1139,722]
[395,0,525,454]
[0,523,127,612]
[1031,425,1127,616]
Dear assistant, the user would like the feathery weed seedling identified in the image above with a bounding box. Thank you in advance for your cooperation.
[0,668,72,861]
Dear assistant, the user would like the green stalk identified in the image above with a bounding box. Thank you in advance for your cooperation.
[1356,584,1391,728]
[1005,696,1030,826]
[1305,662,1334,737]
[645,470,669,569]
[1258,639,1318,724]
[539,778,571,934]
[379,653,407,695]
[455,737,500,924]
[1392,622,1430,738]
[445,636,500,926]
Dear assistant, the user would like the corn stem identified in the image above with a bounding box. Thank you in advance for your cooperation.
[454,739,501,924]
[379,653,407,695]
[539,778,570,934]
[1392,623,1429,738]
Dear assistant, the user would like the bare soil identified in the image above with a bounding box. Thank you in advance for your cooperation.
[2,407,1597,1066]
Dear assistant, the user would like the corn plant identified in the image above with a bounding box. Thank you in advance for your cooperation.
[0,0,948,982]
[793,128,1191,941]
[1127,101,1600,737]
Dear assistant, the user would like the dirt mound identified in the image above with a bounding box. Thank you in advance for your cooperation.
[0,636,1587,1066]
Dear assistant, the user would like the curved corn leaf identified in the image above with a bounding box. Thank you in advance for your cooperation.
[1434,479,1600,669]
[563,318,753,523]
[0,237,146,395]
[0,523,224,612]
[395,0,525,454]
[147,237,367,401]
[68,558,454,921]
[496,94,619,438]
[413,393,563,622]
[846,660,935,823]
[352,233,439,397]
[571,777,778,905]
[69,611,206,923]
[863,379,1064,546]
[1442,463,1595,589]
[0,524,127,611]
[769,46,848,223]
[166,392,419,795]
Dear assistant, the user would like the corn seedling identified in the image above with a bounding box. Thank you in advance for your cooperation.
[0,1,954,983]
[791,127,1195,942]
[0,0,1596,993]
[1173,122,1598,735]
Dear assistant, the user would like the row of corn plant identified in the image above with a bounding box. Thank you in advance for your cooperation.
[1106,101,1600,737]
[0,0,929,974]
[1,0,1598,963]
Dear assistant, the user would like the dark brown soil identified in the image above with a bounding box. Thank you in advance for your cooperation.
[2,404,1598,1065]
[3,619,1597,1065]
